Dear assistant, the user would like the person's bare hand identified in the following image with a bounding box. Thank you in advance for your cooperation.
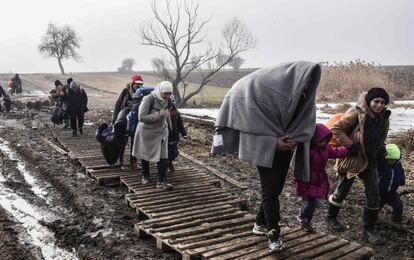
[159,109,169,117]
[277,136,297,151]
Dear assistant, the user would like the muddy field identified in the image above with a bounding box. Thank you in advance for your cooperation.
[0,74,413,259]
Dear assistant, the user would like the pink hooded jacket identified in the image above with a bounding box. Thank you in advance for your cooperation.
[294,123,348,200]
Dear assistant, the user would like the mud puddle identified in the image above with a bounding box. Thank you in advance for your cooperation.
[0,138,77,259]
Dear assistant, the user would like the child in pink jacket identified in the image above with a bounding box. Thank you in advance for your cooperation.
[294,123,348,232]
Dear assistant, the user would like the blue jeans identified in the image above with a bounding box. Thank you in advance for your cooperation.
[300,197,321,221]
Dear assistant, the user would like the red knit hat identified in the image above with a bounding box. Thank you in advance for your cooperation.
[131,74,143,84]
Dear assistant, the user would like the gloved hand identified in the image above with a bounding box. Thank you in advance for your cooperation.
[347,143,360,157]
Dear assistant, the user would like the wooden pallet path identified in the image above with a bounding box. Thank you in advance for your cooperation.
[41,112,375,259]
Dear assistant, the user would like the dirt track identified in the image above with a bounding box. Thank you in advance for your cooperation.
[0,74,413,259]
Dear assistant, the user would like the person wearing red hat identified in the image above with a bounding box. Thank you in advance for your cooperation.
[112,74,144,169]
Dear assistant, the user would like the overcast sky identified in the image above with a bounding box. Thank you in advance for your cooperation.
[0,0,413,74]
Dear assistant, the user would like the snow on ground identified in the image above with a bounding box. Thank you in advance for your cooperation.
[180,100,414,135]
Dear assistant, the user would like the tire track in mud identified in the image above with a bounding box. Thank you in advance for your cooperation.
[0,116,176,259]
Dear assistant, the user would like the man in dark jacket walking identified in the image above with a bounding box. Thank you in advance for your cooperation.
[67,81,88,136]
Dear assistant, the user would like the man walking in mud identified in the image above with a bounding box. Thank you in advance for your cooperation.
[214,61,321,252]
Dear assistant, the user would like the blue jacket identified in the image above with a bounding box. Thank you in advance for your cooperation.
[378,159,405,193]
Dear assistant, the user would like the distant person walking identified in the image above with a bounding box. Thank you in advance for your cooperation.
[214,61,321,252]
[327,87,391,245]
[67,81,88,136]
[132,81,173,190]
[10,74,22,95]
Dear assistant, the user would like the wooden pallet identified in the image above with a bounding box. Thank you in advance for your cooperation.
[87,168,135,186]
[42,113,375,259]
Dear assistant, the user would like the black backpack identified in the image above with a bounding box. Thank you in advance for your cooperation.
[51,106,64,125]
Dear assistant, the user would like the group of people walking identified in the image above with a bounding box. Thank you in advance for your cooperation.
[112,75,187,190]
[51,62,406,253]
[0,74,22,112]
[50,77,88,136]
[214,61,406,252]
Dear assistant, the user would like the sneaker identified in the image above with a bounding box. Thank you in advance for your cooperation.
[141,176,150,185]
[252,223,267,236]
[267,229,283,252]
[156,181,173,190]
[296,215,314,232]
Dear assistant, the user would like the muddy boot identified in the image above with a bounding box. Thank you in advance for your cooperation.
[362,208,385,245]
[327,203,346,232]
[130,156,137,170]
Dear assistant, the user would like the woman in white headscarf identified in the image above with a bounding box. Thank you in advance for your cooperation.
[132,81,173,190]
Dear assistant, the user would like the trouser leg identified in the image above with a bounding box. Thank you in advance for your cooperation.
[256,150,293,234]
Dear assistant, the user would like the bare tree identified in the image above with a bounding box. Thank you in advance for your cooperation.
[139,0,255,106]
[118,58,136,72]
[38,23,81,75]
[228,56,245,70]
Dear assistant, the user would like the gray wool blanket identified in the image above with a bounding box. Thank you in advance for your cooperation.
[215,61,321,182]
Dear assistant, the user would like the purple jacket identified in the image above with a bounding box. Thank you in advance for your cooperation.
[294,124,348,200]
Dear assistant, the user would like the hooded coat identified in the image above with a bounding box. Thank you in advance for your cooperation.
[132,86,172,162]
[332,93,390,179]
[294,124,348,200]
[112,83,135,124]
[214,61,321,182]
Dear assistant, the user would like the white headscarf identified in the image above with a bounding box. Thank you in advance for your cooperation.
[154,81,173,105]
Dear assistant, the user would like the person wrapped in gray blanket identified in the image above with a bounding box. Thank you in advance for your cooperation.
[214,61,321,252]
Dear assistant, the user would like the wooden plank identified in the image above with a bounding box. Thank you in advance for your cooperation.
[146,199,245,219]
[141,193,240,211]
[170,222,253,245]
[158,215,255,239]
[149,211,247,233]
[335,246,375,260]
[143,198,246,218]
[180,151,247,189]
[209,228,306,260]
[139,201,233,225]
[312,242,363,260]
[41,138,68,155]
[238,232,326,259]
[290,238,350,259]
[191,235,264,258]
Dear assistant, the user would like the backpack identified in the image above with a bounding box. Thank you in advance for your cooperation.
[126,111,137,135]
[96,123,114,143]
[51,106,64,125]
[325,112,357,147]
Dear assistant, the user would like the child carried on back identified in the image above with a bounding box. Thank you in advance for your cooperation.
[294,123,348,232]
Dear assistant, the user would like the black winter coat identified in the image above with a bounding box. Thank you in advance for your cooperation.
[378,159,405,193]
[112,83,134,124]
[67,87,88,112]
[168,105,187,144]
